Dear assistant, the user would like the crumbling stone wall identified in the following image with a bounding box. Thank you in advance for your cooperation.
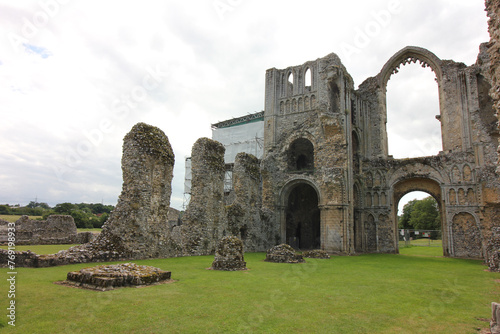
[261,43,500,259]
[175,137,228,255]
[486,0,500,167]
[226,152,274,252]
[0,215,77,245]
[90,122,176,259]
[5,122,179,266]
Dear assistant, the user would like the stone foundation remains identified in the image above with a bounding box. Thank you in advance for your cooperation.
[64,263,172,291]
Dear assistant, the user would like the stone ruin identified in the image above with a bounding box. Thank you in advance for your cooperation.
[487,227,500,272]
[3,1,500,268]
[211,236,247,271]
[265,244,305,264]
[63,263,171,291]
[302,250,330,259]
[0,123,274,267]
[0,215,93,245]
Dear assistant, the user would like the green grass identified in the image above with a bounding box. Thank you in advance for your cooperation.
[0,215,43,222]
[0,247,498,333]
[400,245,444,257]
[0,244,78,255]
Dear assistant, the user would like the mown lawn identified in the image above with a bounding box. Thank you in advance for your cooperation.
[0,244,78,255]
[0,247,498,333]
[0,215,42,222]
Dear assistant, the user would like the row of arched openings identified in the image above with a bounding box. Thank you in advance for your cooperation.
[281,67,313,97]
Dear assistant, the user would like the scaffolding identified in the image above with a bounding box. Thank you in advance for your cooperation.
[183,111,264,208]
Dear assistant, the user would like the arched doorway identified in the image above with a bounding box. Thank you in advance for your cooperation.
[285,183,320,250]
[392,177,449,256]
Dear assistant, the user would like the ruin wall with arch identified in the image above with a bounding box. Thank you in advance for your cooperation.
[261,44,500,259]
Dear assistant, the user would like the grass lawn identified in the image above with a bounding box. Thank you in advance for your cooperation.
[0,244,78,255]
[0,215,43,222]
[0,247,498,333]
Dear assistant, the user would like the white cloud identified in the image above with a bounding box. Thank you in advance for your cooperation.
[0,0,491,208]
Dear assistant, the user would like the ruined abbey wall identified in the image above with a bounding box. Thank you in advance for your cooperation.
[486,1,500,164]
[5,14,500,266]
[0,215,77,245]
[262,43,500,258]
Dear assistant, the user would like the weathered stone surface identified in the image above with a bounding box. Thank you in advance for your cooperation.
[176,137,227,256]
[492,302,500,334]
[302,249,330,259]
[211,236,247,271]
[486,0,500,170]
[6,122,179,267]
[487,227,500,272]
[0,215,77,245]
[261,43,500,259]
[265,244,305,263]
[65,263,171,291]
[226,152,275,252]
[75,231,97,244]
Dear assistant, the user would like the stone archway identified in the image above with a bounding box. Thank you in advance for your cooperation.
[280,180,321,250]
[392,177,449,256]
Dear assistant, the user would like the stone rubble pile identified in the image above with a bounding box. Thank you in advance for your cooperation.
[302,249,330,259]
[211,236,247,271]
[265,244,305,263]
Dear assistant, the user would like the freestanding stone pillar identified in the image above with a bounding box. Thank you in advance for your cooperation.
[92,122,175,259]
[179,137,227,255]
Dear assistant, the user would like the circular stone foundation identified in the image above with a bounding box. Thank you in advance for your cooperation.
[63,263,172,291]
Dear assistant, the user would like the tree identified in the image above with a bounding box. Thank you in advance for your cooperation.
[398,199,417,229]
[0,205,10,214]
[398,196,440,230]
[54,203,76,214]
[409,197,440,230]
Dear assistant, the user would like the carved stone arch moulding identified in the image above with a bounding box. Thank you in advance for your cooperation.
[378,46,443,88]
[282,130,317,152]
[279,176,323,207]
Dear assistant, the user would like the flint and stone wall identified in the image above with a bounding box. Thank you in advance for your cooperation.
[0,215,77,245]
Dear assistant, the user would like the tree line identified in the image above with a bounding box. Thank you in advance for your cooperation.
[0,202,114,229]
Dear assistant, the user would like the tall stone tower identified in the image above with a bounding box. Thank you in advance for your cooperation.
[261,53,356,253]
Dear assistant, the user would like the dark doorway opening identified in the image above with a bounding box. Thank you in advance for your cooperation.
[288,138,314,172]
[285,183,320,250]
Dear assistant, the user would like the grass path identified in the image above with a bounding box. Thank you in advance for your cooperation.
[0,248,498,333]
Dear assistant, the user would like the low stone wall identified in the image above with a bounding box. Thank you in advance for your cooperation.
[75,231,97,244]
[0,215,77,245]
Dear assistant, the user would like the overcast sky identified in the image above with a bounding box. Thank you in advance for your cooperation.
[0,0,490,211]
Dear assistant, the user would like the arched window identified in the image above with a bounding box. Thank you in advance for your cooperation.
[287,71,294,96]
[288,138,314,172]
[328,81,340,113]
[386,63,441,158]
[305,68,312,88]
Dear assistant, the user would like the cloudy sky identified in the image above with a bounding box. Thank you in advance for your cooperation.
[0,0,490,211]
